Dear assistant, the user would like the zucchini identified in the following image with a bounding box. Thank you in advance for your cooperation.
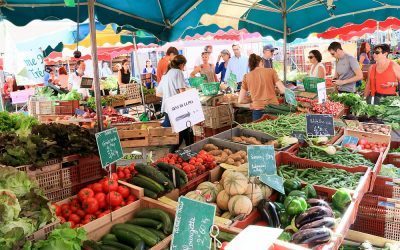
[144,188,158,199]
[128,218,163,230]
[134,241,145,250]
[156,162,188,184]
[134,164,174,190]
[131,176,164,193]
[145,228,167,240]
[112,228,142,247]
[112,224,159,246]
[135,208,173,234]
[217,231,237,242]
[82,240,102,250]
[101,234,118,243]
[102,241,133,250]
[137,174,165,192]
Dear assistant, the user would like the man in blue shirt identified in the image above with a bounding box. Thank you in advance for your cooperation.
[224,43,248,90]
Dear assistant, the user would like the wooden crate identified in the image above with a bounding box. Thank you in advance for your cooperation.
[202,104,234,129]
[55,100,80,115]
[120,83,142,104]
[148,127,179,146]
[28,100,55,116]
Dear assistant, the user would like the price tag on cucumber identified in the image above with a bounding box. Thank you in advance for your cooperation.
[171,196,216,250]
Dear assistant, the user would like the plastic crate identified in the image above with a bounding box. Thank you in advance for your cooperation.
[302,77,325,92]
[28,100,55,116]
[119,83,142,103]
[44,178,101,202]
[26,220,60,242]
[77,155,103,183]
[188,76,205,88]
[200,82,220,96]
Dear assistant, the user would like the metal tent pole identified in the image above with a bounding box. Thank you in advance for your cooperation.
[283,0,287,84]
[88,0,104,131]
[132,33,146,108]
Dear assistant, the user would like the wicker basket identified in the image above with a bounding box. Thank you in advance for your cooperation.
[303,77,325,92]
[200,82,220,96]
[188,77,205,89]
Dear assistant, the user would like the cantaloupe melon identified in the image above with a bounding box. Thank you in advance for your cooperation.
[216,190,231,211]
[220,170,235,185]
[214,181,223,194]
[185,190,205,202]
[223,172,248,195]
[197,182,218,202]
[228,195,252,216]
[259,184,273,200]
[245,183,263,206]
[221,211,233,219]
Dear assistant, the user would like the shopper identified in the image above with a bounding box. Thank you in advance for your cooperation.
[190,52,218,82]
[308,50,326,78]
[328,42,363,93]
[364,44,400,102]
[118,59,131,85]
[157,47,179,83]
[238,54,286,121]
[156,55,194,152]
[143,60,156,89]
[215,49,230,82]
[100,61,113,78]
[262,44,276,69]
[195,45,214,65]
[359,42,371,65]
[70,60,86,95]
[224,43,248,90]
[58,66,69,89]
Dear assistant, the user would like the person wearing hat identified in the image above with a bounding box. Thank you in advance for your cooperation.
[215,49,231,82]
[263,44,276,69]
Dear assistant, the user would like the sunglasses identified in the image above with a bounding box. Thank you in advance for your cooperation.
[330,52,336,56]
[308,56,314,59]
[373,51,382,55]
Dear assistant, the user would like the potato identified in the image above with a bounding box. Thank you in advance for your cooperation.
[221,152,228,158]
[220,154,228,163]
[203,144,218,151]
[214,156,221,162]
[223,149,233,155]
[232,137,243,143]
[247,137,261,145]
[230,153,242,162]
[237,150,247,159]
[240,159,245,164]
[226,158,235,165]
[209,149,222,156]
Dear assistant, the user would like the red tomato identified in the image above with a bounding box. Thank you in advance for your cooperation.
[69,214,81,224]
[92,183,103,193]
[106,191,123,207]
[117,186,130,198]
[359,139,368,145]
[102,178,119,193]
[82,198,99,214]
[94,193,107,209]
[123,168,131,176]
[127,195,137,202]
[121,200,126,206]
[61,204,71,219]
[58,216,66,223]
[82,219,91,225]
[68,221,76,228]
[78,188,95,201]
[97,212,107,218]
[84,214,97,222]
[365,144,371,149]
[128,166,135,172]
[76,209,86,218]
[125,173,132,179]
[75,223,83,228]
[111,173,119,181]
[117,171,125,179]
[87,184,94,190]
[53,204,61,216]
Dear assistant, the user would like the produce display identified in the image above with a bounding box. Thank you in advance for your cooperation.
[389,147,400,153]
[311,100,344,117]
[0,167,56,249]
[346,123,391,135]
[36,87,82,101]
[264,104,297,116]
[116,164,137,181]
[242,114,306,137]
[231,135,298,149]
[343,138,388,153]
[202,144,247,166]
[278,165,364,190]
[298,146,375,168]
[55,176,138,228]
[82,207,174,248]
[378,164,400,178]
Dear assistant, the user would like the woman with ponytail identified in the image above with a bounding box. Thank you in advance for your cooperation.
[238,53,286,121]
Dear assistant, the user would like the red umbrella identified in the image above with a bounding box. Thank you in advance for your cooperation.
[318,17,400,41]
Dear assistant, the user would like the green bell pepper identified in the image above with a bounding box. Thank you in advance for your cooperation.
[332,188,352,212]
[302,184,317,199]
[283,178,302,195]
[279,212,291,228]
[285,197,307,216]
[278,232,292,242]
[288,190,307,200]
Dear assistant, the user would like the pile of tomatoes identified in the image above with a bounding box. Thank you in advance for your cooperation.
[116,164,136,180]
[343,138,388,153]
[53,174,137,228]
[311,101,344,116]
[156,151,217,180]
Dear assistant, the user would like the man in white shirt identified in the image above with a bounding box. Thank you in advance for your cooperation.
[224,43,248,90]
[69,60,87,96]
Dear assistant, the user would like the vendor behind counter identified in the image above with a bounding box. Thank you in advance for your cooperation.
[238,54,286,121]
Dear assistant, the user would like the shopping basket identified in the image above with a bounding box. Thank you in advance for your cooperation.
[302,77,325,93]
[188,76,206,89]
[200,82,220,96]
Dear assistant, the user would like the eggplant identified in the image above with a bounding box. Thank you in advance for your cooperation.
[299,217,336,230]
[295,206,334,229]
[257,199,281,228]
[307,199,331,209]
[291,228,332,247]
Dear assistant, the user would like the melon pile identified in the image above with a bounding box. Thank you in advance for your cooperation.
[185,170,273,219]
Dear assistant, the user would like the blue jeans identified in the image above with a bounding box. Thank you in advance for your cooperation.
[161,113,172,127]
[252,110,265,121]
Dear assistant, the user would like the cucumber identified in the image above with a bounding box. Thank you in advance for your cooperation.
[101,234,118,243]
[112,228,142,247]
[156,162,188,184]
[137,174,165,192]
[112,224,159,247]
[101,241,133,250]
[145,228,167,240]
[128,218,163,230]
[134,241,145,250]
[82,240,102,250]
[135,208,173,234]
[144,188,158,199]
[131,176,164,193]
[134,164,174,190]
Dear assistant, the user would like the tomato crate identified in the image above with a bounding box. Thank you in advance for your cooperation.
[276,152,371,203]
[351,194,400,241]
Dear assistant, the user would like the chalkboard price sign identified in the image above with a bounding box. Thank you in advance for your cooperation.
[175,148,197,162]
[171,196,215,250]
[95,128,124,168]
[247,145,276,177]
[306,114,335,136]
[259,174,285,194]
